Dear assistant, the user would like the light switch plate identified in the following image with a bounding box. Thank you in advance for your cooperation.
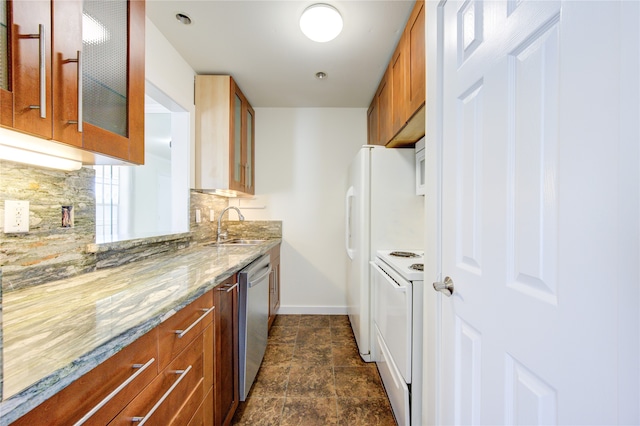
[4,200,29,233]
[195,208,201,223]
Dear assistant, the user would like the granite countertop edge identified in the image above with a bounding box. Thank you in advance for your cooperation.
[0,239,281,425]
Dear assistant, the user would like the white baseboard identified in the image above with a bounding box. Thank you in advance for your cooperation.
[277,305,348,315]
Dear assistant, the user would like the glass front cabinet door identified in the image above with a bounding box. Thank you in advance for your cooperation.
[229,79,255,195]
[81,0,145,164]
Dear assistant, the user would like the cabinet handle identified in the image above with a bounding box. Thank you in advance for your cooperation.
[72,357,155,426]
[274,267,278,296]
[174,306,214,338]
[65,50,83,132]
[26,24,46,118]
[131,365,192,425]
[217,282,238,293]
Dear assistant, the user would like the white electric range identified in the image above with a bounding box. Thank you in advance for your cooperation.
[371,250,424,426]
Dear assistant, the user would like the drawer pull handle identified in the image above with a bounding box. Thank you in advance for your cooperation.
[217,282,238,293]
[72,357,155,426]
[174,306,214,338]
[131,365,193,425]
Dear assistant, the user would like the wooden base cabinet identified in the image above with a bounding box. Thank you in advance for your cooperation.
[110,330,206,426]
[10,330,159,426]
[11,289,216,426]
[268,244,281,330]
[214,277,239,426]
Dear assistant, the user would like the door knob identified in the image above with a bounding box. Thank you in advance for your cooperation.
[433,276,454,297]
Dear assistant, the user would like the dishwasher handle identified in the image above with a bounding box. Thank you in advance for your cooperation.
[248,265,272,288]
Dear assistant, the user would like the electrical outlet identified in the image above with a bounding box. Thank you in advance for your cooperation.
[195,208,201,223]
[4,200,29,233]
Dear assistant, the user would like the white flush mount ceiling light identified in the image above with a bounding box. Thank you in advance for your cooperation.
[300,4,343,42]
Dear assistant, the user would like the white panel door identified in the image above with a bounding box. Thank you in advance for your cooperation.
[435,1,640,425]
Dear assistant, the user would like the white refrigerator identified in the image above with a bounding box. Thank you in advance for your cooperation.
[345,145,425,361]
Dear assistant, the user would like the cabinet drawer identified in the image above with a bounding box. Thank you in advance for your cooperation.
[188,388,214,426]
[12,329,158,426]
[111,331,205,426]
[158,291,214,370]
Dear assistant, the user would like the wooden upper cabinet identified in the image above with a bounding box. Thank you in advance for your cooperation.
[195,75,256,196]
[0,0,144,164]
[367,0,425,147]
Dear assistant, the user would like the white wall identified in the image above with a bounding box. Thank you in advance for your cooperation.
[146,19,369,312]
[232,108,366,313]
[145,18,196,187]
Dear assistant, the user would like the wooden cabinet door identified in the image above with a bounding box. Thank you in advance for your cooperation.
[0,0,13,127]
[377,69,392,145]
[268,245,281,329]
[229,83,244,193]
[214,276,239,426]
[407,0,425,114]
[52,0,82,147]
[11,0,52,139]
[229,80,255,195]
[243,102,255,195]
[367,97,379,146]
[82,0,145,164]
[391,33,408,133]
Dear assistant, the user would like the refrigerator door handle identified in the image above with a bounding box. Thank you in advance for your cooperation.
[345,186,355,260]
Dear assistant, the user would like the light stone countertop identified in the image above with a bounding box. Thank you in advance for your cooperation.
[0,239,280,425]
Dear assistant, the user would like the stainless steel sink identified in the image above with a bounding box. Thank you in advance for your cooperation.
[205,239,267,247]
[223,239,267,245]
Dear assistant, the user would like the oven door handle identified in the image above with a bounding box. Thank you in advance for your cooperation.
[371,262,407,293]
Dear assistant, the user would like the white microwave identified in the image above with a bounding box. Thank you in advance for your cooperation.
[415,137,425,195]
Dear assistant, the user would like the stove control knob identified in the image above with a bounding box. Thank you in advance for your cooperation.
[433,276,454,297]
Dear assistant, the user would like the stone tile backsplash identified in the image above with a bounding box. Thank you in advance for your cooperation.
[0,161,96,291]
[0,162,280,292]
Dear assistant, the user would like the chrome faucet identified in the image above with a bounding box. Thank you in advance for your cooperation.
[217,206,245,243]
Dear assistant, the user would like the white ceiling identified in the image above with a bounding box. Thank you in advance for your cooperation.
[146,0,415,108]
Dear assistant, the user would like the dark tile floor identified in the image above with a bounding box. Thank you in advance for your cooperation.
[231,314,397,426]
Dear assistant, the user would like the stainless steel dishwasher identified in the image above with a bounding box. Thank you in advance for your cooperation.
[238,253,271,401]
